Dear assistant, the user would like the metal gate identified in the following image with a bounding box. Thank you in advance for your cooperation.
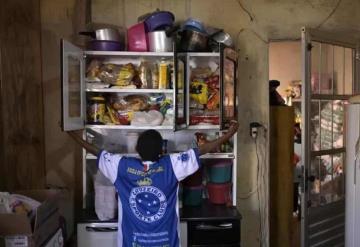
[301,28,359,247]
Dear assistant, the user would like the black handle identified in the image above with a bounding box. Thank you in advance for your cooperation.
[85,226,118,232]
[165,25,180,37]
[79,31,96,39]
[195,223,233,231]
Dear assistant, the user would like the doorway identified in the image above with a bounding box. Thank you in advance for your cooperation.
[269,31,357,246]
[269,40,302,247]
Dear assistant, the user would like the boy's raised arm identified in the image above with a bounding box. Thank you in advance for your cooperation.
[68,131,101,156]
[198,121,239,155]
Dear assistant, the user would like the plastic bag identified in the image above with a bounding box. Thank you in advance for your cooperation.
[131,110,164,126]
[190,81,208,104]
[94,171,117,221]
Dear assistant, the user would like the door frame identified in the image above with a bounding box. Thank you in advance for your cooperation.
[300,27,360,247]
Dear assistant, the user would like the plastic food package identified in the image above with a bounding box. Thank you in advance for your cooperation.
[0,192,40,216]
[98,63,136,86]
[131,110,164,126]
[124,95,149,111]
[94,171,117,221]
[207,89,220,110]
[86,59,102,80]
[190,81,208,104]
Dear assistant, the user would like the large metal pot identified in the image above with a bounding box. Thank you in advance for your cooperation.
[88,40,124,51]
[148,31,173,52]
[180,29,209,52]
[79,28,122,42]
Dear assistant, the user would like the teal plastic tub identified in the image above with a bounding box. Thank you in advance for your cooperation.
[207,160,232,183]
[183,185,203,206]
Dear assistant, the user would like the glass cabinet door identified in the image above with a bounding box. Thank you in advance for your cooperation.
[220,47,238,130]
[61,39,85,131]
[175,52,187,130]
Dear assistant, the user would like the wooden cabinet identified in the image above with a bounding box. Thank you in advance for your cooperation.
[270,106,294,247]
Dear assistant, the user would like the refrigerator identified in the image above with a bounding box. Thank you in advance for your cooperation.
[345,103,360,247]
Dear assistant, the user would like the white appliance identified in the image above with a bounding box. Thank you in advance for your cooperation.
[77,223,118,247]
[345,104,360,247]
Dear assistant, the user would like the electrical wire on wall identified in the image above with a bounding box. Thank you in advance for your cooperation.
[249,122,268,247]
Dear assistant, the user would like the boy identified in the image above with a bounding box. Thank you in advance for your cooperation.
[68,121,238,247]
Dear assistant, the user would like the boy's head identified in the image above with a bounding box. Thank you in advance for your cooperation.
[136,129,163,162]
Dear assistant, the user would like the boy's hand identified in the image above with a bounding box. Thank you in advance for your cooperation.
[226,120,239,136]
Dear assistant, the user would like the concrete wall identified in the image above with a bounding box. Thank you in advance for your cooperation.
[41,0,360,246]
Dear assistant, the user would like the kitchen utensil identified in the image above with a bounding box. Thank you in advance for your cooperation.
[144,11,175,32]
[89,40,124,51]
[148,31,174,52]
[79,28,122,42]
[180,29,209,52]
[127,22,148,52]
[211,31,233,47]
[183,18,206,33]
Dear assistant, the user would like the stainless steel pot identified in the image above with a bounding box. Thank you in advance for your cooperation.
[148,31,173,52]
[180,29,209,52]
[79,28,122,42]
[211,31,233,47]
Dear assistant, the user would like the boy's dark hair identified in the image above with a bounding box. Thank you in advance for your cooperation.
[136,130,163,162]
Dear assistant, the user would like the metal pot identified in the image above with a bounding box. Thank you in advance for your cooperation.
[180,29,209,52]
[148,31,174,52]
[79,28,122,42]
[88,40,124,51]
[211,31,233,47]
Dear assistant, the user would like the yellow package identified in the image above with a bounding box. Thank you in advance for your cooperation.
[190,81,208,104]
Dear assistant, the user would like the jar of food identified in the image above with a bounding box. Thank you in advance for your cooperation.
[88,96,105,124]
[151,63,159,89]
[139,60,151,89]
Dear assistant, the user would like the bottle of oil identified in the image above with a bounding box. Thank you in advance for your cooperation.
[158,60,168,89]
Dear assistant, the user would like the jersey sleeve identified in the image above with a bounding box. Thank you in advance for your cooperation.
[97,150,123,184]
[169,148,201,181]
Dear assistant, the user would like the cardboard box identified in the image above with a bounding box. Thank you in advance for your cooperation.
[0,190,62,247]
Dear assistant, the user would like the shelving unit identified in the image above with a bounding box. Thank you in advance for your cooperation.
[61,39,238,212]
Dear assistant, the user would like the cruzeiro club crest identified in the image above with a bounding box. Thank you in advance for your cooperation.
[129,186,167,223]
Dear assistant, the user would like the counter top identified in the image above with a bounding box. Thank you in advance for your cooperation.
[78,201,241,223]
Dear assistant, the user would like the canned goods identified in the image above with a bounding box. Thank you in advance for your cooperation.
[158,61,168,89]
[88,96,105,124]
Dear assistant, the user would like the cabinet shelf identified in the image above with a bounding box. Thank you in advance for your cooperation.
[86,88,174,93]
[187,125,220,130]
[86,152,234,160]
[86,125,174,130]
[188,52,220,57]
[84,51,174,57]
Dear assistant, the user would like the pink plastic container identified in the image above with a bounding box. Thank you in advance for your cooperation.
[207,182,232,205]
[127,22,148,52]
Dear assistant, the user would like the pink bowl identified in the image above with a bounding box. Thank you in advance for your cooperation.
[127,22,148,52]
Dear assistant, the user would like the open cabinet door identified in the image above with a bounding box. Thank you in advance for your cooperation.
[174,50,187,131]
[301,27,359,247]
[220,46,238,130]
[61,39,85,131]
